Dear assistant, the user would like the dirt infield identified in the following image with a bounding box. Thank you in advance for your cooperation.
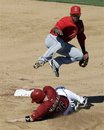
[0,0,104,130]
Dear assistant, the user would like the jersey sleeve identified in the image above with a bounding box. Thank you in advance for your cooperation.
[30,101,52,121]
[43,86,57,101]
[55,17,65,30]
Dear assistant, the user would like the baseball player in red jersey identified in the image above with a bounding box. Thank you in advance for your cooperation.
[33,5,89,77]
[8,85,88,123]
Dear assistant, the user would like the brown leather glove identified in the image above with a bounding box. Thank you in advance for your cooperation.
[79,52,89,67]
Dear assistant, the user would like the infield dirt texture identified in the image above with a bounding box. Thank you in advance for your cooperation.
[0,0,104,130]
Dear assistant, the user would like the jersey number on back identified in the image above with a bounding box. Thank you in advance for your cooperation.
[56,101,66,112]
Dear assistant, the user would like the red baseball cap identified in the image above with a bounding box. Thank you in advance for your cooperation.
[70,5,81,15]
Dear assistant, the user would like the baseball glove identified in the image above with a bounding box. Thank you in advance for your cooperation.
[79,57,89,67]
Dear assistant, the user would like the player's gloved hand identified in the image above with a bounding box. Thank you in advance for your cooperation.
[52,27,63,36]
[79,51,89,67]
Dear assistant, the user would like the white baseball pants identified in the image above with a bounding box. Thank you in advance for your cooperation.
[40,34,83,68]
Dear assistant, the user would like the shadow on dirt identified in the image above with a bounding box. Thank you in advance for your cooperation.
[87,95,104,103]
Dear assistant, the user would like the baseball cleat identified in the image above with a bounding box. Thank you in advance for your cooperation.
[49,60,59,77]
[33,60,44,69]
[33,62,41,69]
[81,97,88,107]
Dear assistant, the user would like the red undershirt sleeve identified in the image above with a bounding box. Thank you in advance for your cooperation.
[30,101,52,121]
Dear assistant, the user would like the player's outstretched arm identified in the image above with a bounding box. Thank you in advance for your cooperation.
[7,116,33,123]
[7,118,25,123]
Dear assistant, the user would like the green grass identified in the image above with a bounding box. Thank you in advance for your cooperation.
[38,0,104,7]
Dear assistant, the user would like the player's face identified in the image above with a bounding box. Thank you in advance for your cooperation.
[71,14,80,23]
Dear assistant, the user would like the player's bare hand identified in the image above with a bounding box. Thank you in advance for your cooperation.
[52,27,63,36]
[83,52,89,60]
[56,29,63,36]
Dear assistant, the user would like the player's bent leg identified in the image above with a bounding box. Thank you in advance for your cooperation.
[34,34,63,70]
[64,89,88,107]
[69,47,83,62]
[49,59,59,77]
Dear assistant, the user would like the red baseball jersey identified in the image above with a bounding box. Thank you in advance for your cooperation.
[50,16,86,44]
[30,86,69,121]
